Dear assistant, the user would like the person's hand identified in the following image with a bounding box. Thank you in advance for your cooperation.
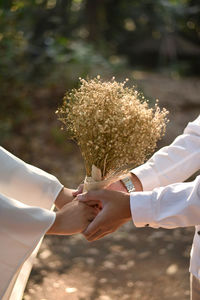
[55,187,76,209]
[47,200,98,235]
[73,184,102,210]
[77,190,131,241]
[72,173,143,197]
[108,180,127,192]
[72,184,84,197]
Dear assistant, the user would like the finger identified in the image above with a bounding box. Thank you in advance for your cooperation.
[84,200,101,207]
[88,207,99,218]
[72,184,84,197]
[81,200,101,211]
[86,229,111,242]
[84,201,102,211]
[93,207,101,214]
[85,204,99,217]
[87,217,95,222]
[72,191,78,197]
[83,212,105,239]
[87,209,99,222]
[87,229,102,241]
[77,189,106,203]
[83,228,102,241]
[89,231,111,241]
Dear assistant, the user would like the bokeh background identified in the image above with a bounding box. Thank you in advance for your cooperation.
[1,0,200,299]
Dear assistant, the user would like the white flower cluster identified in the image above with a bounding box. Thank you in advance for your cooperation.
[57,76,168,178]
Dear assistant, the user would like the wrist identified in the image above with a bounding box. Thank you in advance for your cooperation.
[129,173,143,191]
[121,173,143,192]
[118,173,143,193]
[46,212,59,235]
[55,187,74,209]
[123,192,132,219]
[121,175,136,193]
[108,173,143,193]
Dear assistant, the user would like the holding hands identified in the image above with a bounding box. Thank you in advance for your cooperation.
[77,189,132,241]
[47,187,99,235]
[71,173,142,241]
[49,173,140,239]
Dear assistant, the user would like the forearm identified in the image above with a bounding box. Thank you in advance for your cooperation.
[54,187,75,209]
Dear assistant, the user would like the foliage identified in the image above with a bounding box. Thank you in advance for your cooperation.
[0,0,199,141]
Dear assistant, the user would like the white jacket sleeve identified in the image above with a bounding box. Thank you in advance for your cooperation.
[130,175,200,229]
[0,146,63,208]
[131,115,200,191]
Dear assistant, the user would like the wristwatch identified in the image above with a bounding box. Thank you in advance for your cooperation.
[121,175,136,193]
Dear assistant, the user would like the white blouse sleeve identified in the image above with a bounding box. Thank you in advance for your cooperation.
[131,115,200,191]
[0,146,63,298]
[0,146,63,208]
[130,175,200,229]
[0,193,55,297]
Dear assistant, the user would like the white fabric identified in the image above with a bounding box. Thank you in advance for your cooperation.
[0,147,63,299]
[130,114,200,279]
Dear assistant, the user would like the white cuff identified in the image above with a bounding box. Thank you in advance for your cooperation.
[130,191,158,228]
[184,115,200,134]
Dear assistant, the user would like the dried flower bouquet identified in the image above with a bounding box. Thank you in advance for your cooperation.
[57,76,168,191]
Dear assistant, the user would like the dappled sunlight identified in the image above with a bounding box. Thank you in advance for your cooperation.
[16,72,198,300]
[24,223,193,300]
[1,1,199,299]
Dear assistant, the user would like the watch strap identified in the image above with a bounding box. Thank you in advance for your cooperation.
[121,176,136,193]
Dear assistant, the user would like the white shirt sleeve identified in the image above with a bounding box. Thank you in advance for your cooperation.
[131,115,200,191]
[130,175,200,229]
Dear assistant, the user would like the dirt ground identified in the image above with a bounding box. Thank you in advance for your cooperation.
[5,72,200,300]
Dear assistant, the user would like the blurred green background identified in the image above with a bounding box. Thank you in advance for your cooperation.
[1,0,200,144]
[1,1,200,299]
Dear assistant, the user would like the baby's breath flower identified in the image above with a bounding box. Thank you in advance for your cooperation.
[57,76,169,178]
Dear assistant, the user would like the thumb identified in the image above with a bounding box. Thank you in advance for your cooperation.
[83,211,104,239]
[77,190,106,203]
[72,184,84,197]
[84,199,101,207]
